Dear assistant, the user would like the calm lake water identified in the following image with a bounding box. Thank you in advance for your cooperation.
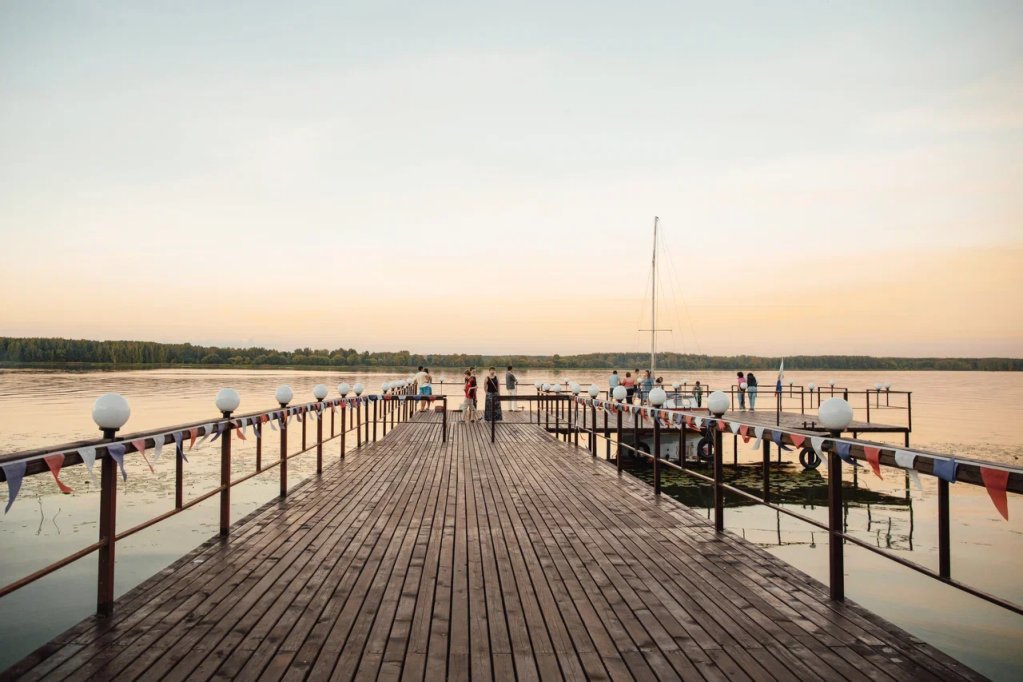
[1,368,1021,679]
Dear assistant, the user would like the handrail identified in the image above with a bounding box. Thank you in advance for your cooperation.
[0,387,448,617]
[492,394,1023,617]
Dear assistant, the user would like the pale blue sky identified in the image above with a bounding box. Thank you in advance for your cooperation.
[1,1,1021,356]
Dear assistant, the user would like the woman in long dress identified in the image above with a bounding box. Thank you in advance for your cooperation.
[484,367,503,422]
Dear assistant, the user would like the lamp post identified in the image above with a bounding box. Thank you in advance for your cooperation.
[91,393,129,617]
[649,387,666,495]
[313,385,327,473]
[708,391,729,533]
[550,383,562,440]
[215,388,240,536]
[276,385,292,497]
[612,385,627,471]
[354,383,365,445]
[819,397,853,601]
[570,383,581,447]
[338,383,350,459]
[588,384,599,456]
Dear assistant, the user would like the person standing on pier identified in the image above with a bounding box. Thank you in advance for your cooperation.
[609,370,619,398]
[746,372,758,411]
[462,369,479,423]
[505,366,518,410]
[640,370,654,404]
[623,371,636,403]
[737,371,747,409]
[694,380,703,407]
[417,367,433,411]
[485,367,503,422]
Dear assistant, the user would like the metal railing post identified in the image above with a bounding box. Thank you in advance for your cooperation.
[938,479,951,578]
[97,450,117,617]
[316,404,323,475]
[714,423,724,532]
[340,404,346,459]
[616,410,623,473]
[653,416,661,495]
[828,436,844,600]
[280,410,288,497]
[220,417,232,535]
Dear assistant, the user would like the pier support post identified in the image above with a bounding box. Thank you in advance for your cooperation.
[713,424,724,533]
[340,404,346,459]
[97,452,117,617]
[373,399,378,442]
[827,435,845,600]
[762,439,771,503]
[591,404,597,457]
[442,398,448,442]
[604,408,609,460]
[356,401,362,448]
[302,411,307,451]
[256,420,262,471]
[220,416,232,536]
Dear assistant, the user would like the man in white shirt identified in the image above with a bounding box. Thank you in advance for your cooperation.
[415,367,432,411]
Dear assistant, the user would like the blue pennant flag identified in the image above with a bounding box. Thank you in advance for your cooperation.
[836,441,859,466]
[107,443,128,481]
[210,422,227,443]
[3,461,26,513]
[933,457,958,483]
[771,430,792,451]
[173,431,187,463]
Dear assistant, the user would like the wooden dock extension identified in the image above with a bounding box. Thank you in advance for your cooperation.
[5,416,979,681]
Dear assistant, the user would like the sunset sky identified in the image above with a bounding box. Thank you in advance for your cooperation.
[1,1,1021,357]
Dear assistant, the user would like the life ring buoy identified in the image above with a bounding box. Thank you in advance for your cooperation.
[799,446,822,470]
[697,436,714,462]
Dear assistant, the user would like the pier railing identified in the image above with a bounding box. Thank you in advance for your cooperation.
[0,387,447,616]
[493,393,1022,617]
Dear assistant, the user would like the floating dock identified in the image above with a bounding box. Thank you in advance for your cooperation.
[4,412,979,681]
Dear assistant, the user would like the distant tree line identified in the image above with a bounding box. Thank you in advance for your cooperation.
[0,337,1019,371]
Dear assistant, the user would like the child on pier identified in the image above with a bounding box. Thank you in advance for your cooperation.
[485,368,503,422]
[462,369,479,423]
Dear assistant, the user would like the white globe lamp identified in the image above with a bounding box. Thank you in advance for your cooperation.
[819,397,854,433]
[649,387,667,407]
[338,382,350,396]
[807,382,816,392]
[612,386,627,402]
[588,384,599,398]
[215,388,240,416]
[707,391,729,417]
[353,383,364,396]
[313,384,328,401]
[570,382,581,395]
[275,384,293,406]
[93,393,130,439]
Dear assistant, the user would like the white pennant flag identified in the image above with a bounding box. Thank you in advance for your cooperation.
[152,437,164,460]
[894,450,924,491]
[79,446,98,483]
[729,421,741,434]
[196,424,215,446]
[810,436,826,459]
[752,426,765,450]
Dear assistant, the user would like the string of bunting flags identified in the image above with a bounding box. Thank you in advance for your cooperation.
[573,395,1015,521]
[1,394,440,514]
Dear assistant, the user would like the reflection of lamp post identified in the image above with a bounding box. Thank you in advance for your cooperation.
[819,397,853,601]
[649,388,666,495]
[708,391,728,532]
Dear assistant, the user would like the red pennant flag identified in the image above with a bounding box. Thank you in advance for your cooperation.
[980,467,1010,520]
[738,425,750,443]
[189,427,199,449]
[235,421,247,441]
[864,446,883,479]
[789,433,805,448]
[131,438,155,474]
[44,454,73,494]
[717,419,727,431]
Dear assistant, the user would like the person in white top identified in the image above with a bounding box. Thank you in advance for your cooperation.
[416,367,432,410]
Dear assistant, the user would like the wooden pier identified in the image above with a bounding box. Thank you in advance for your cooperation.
[5,413,980,681]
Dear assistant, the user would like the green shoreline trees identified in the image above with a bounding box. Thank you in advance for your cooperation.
[0,337,1019,371]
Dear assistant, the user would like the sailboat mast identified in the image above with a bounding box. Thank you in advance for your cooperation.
[651,216,658,375]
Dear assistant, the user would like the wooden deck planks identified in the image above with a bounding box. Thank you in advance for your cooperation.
[3,415,979,682]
